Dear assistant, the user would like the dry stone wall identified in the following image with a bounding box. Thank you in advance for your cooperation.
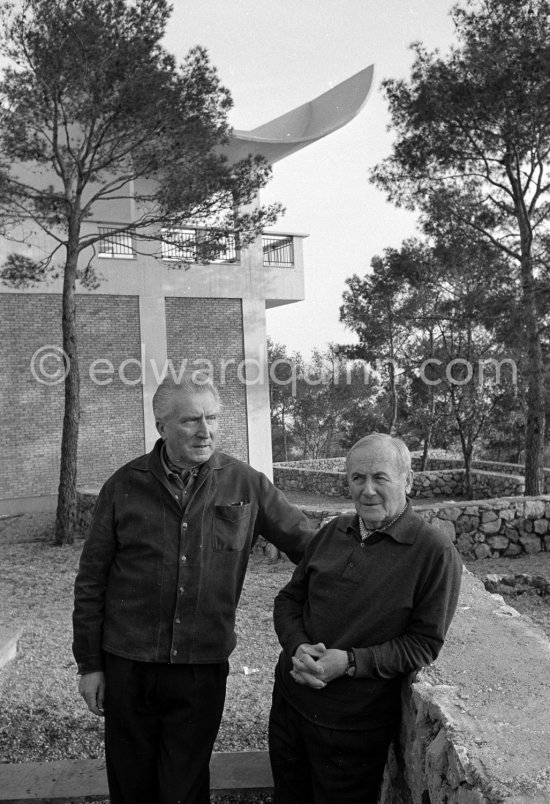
[273,464,348,496]
[272,464,525,500]
[417,496,550,559]
[275,456,550,492]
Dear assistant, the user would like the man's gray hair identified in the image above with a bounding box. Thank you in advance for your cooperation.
[153,373,221,423]
[346,433,412,476]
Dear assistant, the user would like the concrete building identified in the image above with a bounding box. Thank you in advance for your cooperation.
[0,66,373,516]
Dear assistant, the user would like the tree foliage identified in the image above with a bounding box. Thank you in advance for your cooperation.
[0,0,280,276]
[0,0,282,543]
[267,338,301,462]
[371,0,550,493]
[267,340,377,461]
[340,254,412,435]
[340,233,523,496]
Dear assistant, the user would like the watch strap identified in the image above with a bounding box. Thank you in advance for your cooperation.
[345,648,356,677]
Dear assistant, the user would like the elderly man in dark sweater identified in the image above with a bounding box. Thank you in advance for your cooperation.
[269,433,462,804]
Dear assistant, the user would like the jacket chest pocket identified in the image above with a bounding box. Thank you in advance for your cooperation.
[212,503,252,551]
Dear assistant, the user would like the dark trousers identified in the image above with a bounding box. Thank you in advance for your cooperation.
[268,686,395,804]
[103,653,229,804]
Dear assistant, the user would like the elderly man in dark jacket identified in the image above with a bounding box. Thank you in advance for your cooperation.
[73,373,313,804]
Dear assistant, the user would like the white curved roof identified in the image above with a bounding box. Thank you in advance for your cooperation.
[223,64,374,165]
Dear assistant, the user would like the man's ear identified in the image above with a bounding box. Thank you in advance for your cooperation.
[405,471,413,494]
[156,420,165,439]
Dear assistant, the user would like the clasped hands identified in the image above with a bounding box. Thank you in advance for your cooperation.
[291,642,348,690]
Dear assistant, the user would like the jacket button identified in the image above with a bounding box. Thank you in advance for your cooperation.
[182,522,188,529]
[172,649,178,656]
[181,555,187,562]
[175,617,181,624]
[179,587,184,594]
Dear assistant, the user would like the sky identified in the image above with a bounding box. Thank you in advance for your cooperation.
[164,0,457,358]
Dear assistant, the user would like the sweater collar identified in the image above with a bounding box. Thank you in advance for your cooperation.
[342,499,418,545]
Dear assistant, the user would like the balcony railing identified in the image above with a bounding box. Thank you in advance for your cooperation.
[98,227,135,259]
[263,235,294,267]
[97,225,296,266]
[161,228,238,263]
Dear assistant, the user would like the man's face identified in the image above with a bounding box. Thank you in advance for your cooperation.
[156,390,220,467]
[347,443,411,529]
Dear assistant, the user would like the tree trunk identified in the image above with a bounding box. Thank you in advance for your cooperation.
[451,386,473,499]
[420,388,436,471]
[463,447,473,500]
[521,255,545,495]
[420,429,432,472]
[388,362,398,436]
[55,243,81,546]
[281,405,288,462]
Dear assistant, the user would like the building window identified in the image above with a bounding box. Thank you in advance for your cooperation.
[98,227,134,259]
[161,228,238,263]
[263,235,294,267]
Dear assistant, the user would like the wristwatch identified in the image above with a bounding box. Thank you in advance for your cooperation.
[345,649,356,678]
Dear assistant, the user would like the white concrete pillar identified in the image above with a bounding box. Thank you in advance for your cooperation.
[139,294,168,451]
[241,298,273,479]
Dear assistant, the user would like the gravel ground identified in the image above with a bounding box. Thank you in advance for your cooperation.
[1,510,549,802]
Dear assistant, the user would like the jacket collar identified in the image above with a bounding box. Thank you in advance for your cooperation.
[341,499,418,545]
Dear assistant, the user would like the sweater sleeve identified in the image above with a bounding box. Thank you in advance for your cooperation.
[273,554,313,657]
[353,542,463,679]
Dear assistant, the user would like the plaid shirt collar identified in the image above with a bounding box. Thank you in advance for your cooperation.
[160,441,200,483]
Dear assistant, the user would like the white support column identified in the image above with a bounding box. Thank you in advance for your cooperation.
[241,298,274,479]
[139,294,168,451]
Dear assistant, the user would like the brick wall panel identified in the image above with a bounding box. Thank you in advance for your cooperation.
[0,294,143,500]
[165,297,248,461]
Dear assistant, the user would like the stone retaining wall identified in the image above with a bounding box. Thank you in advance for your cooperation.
[274,458,346,470]
[275,456,530,472]
[273,465,525,500]
[412,469,525,499]
[273,465,347,496]
[411,457,530,474]
[275,455,550,489]
[416,495,550,559]
[483,572,550,597]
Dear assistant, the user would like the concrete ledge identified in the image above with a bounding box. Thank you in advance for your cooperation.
[0,497,57,518]
[0,750,273,803]
[380,570,550,803]
[0,627,23,670]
